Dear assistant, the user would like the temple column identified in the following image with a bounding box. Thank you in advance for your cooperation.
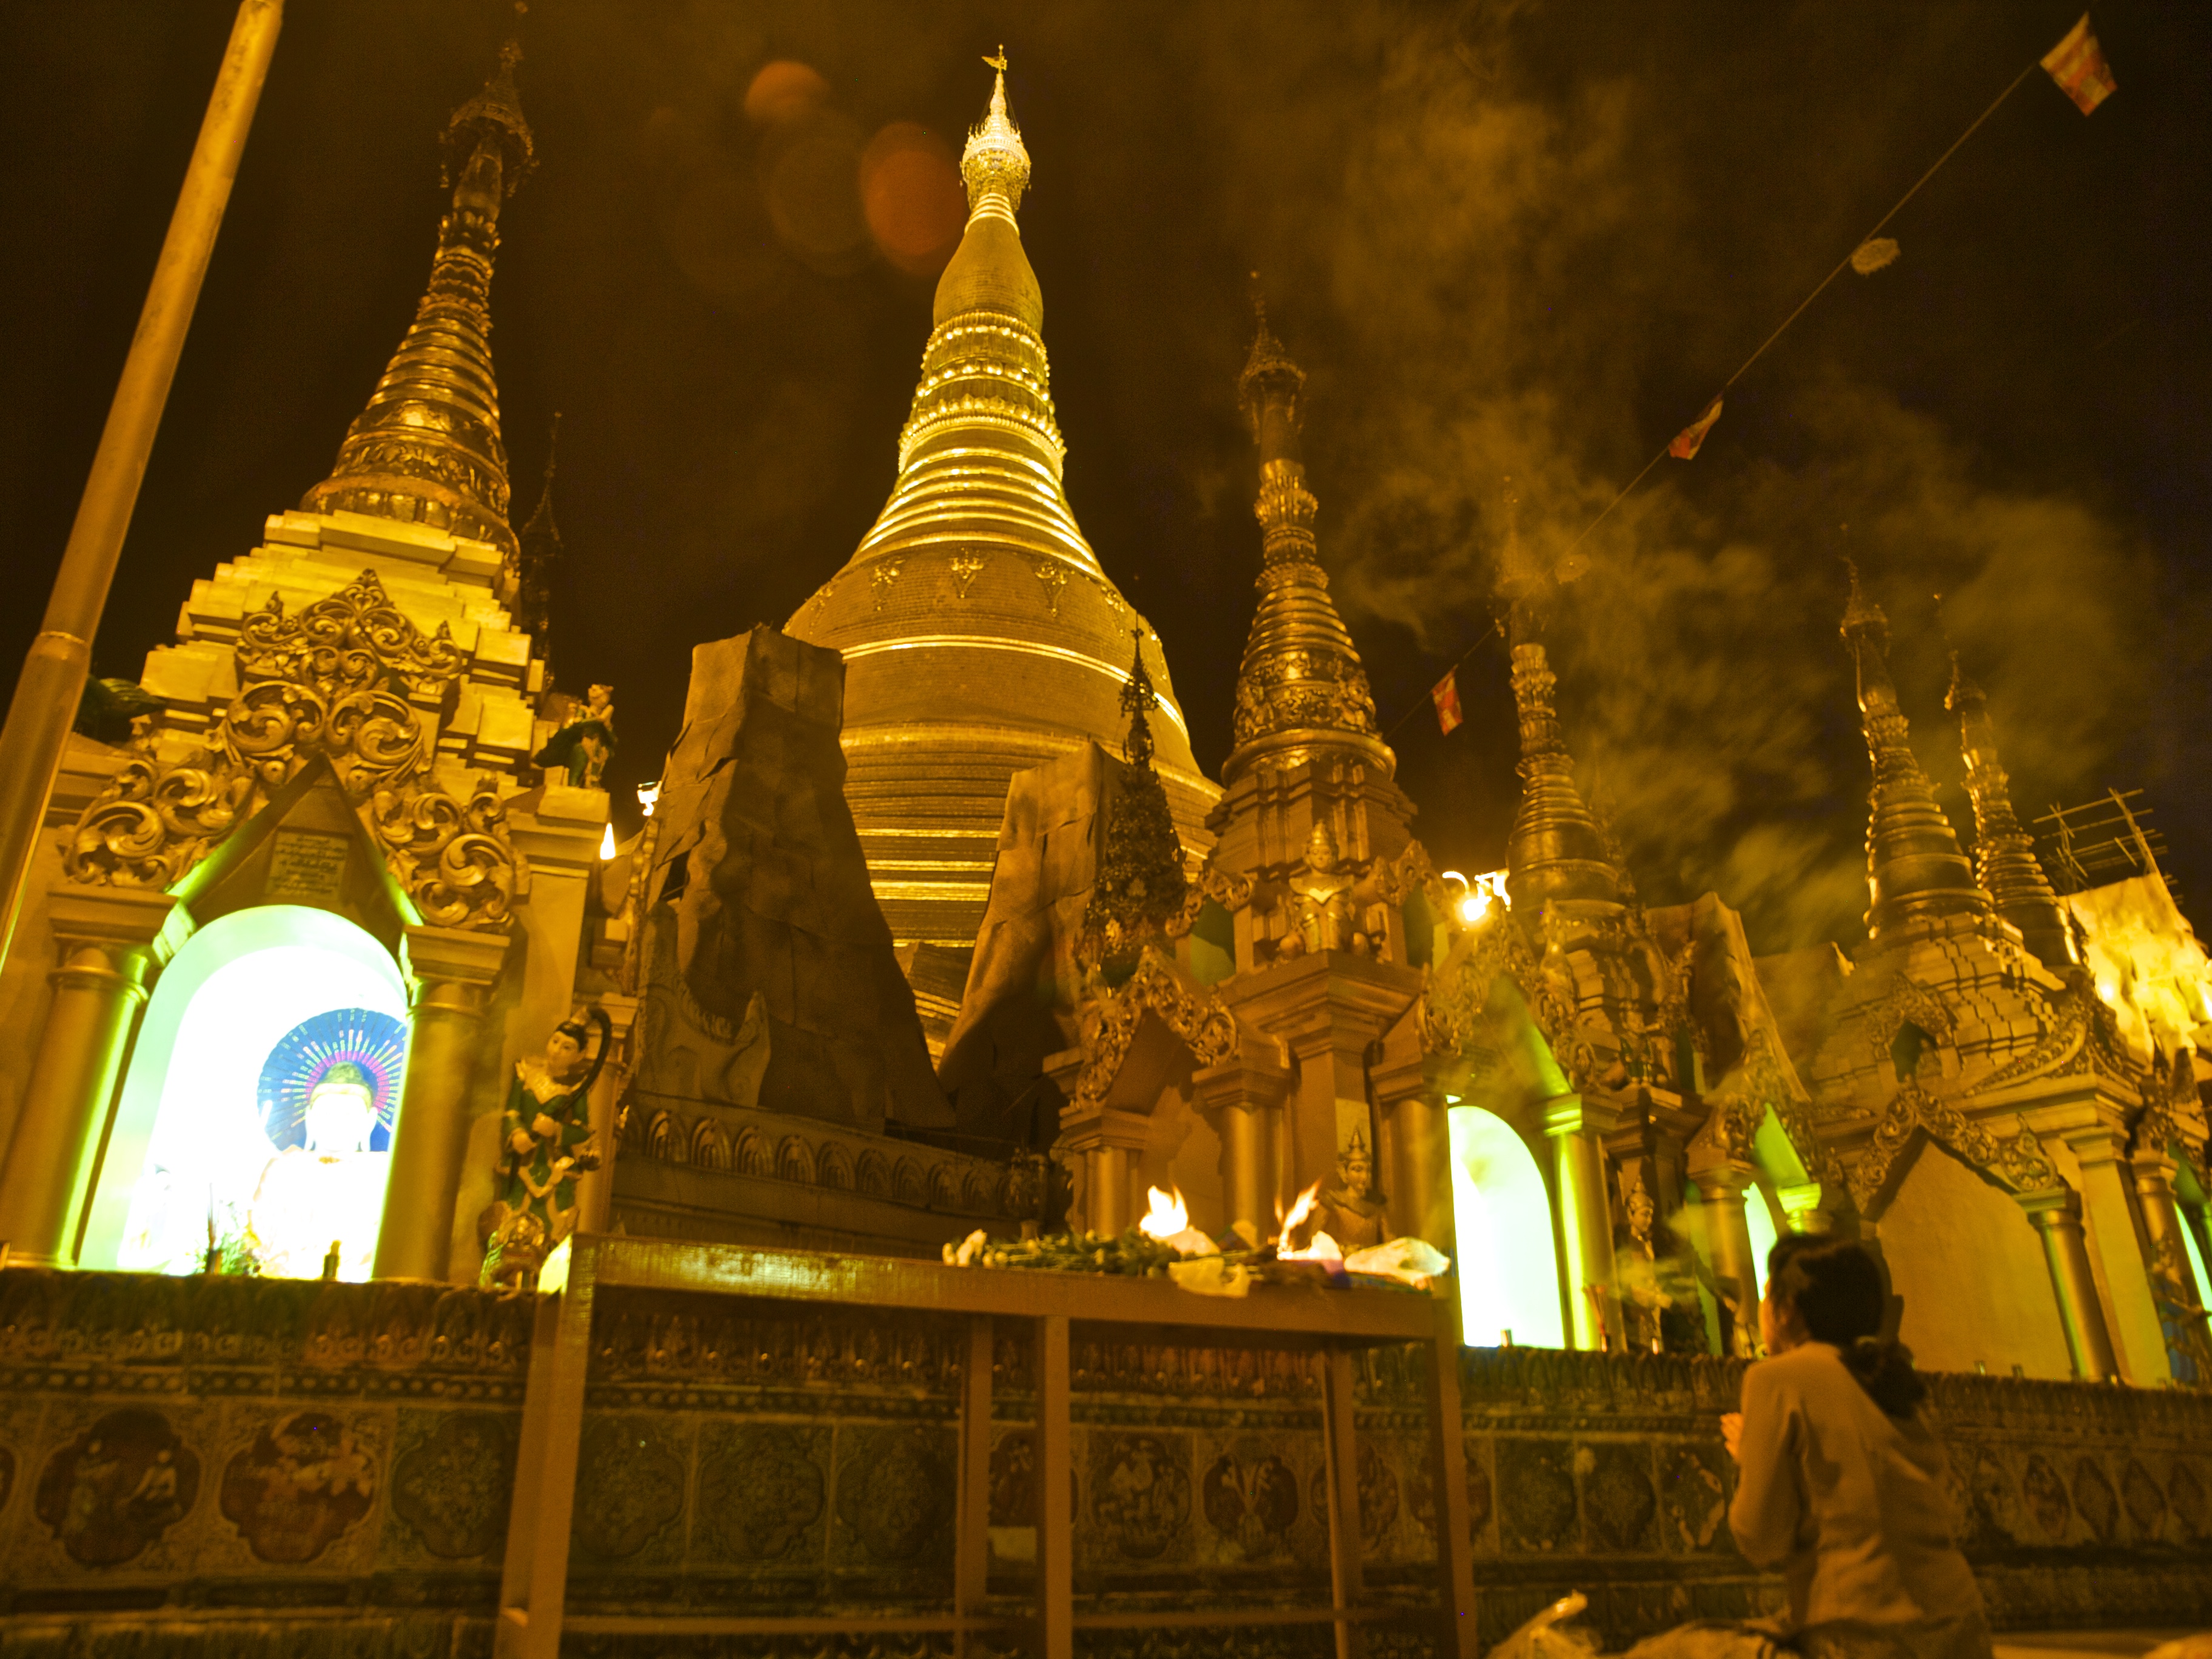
[1691,1162,1761,1356]
[2019,1186,2120,1381]
[0,888,185,1266]
[1194,1045,1291,1244]
[1543,1093,1623,1351]
[1777,1182,1831,1234]
[2065,1130,2170,1384]
[2131,1149,2211,1364]
[574,991,637,1236]
[375,923,510,1281]
[1370,1048,1452,1252]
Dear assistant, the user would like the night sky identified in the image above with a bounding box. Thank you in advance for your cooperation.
[2,1,2206,956]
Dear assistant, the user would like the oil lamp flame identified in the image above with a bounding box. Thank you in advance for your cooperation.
[1277,1178,1323,1244]
[1138,1185,1190,1241]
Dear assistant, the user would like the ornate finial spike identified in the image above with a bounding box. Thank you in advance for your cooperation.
[962,48,1030,217]
[1237,277,1303,443]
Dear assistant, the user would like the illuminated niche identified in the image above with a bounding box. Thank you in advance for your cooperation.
[82,905,411,1279]
[1448,1105,1565,1348]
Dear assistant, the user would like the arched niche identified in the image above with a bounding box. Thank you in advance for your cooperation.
[1449,1104,1566,1349]
[82,904,411,1279]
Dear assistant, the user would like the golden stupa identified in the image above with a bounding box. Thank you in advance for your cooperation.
[786,56,1219,950]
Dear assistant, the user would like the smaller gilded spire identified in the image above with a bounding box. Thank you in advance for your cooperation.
[1500,481,1622,911]
[302,41,535,563]
[960,46,1030,223]
[1119,627,1158,770]
[515,414,561,658]
[1946,650,2075,968]
[1081,629,1190,971]
[1222,285,1388,786]
[1839,560,1988,941]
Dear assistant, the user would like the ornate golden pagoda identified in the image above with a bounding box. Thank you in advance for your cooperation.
[1946,652,2076,970]
[1221,298,1390,785]
[786,55,1217,951]
[301,43,534,571]
[1498,488,1624,911]
[1839,562,1988,939]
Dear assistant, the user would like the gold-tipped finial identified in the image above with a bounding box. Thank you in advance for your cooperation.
[1944,645,2076,968]
[962,45,1030,220]
[1835,558,1989,942]
[303,41,535,563]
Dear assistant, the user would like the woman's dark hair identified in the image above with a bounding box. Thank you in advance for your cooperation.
[1766,1234,1926,1418]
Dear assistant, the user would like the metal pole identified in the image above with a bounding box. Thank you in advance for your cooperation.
[0,0,284,971]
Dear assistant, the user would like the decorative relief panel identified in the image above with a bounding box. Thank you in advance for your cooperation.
[64,571,525,931]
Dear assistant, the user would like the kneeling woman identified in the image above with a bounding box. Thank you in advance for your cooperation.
[1723,1234,1991,1659]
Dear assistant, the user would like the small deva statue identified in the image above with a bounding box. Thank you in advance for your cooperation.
[480,1008,611,1293]
[1273,822,1382,960]
[532,683,615,789]
[1312,1130,1391,1251]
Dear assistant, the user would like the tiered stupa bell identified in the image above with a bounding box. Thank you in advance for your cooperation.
[786,54,1217,951]
[301,43,534,570]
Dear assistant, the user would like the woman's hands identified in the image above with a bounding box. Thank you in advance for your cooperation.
[1720,1411,1743,1461]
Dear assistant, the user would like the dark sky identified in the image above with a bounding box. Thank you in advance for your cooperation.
[2,1,2206,955]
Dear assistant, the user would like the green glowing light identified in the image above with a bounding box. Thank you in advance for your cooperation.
[96,906,409,1279]
[2182,1213,2212,1312]
[1448,1105,1565,1348]
[1746,1183,1781,1298]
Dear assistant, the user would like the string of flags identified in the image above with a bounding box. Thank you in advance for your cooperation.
[1398,13,2121,742]
[1649,13,2117,488]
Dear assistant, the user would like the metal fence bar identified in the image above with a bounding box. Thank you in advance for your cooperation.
[1320,1347,1365,1659]
[1037,1312,1074,1659]
[956,1313,996,1659]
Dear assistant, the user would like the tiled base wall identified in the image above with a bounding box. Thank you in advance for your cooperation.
[0,1273,2205,1657]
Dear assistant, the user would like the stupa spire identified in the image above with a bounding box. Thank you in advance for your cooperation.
[1946,651,2074,968]
[782,53,1216,952]
[1839,561,1988,940]
[1221,285,1389,786]
[514,414,561,657]
[1500,482,1623,910]
[961,47,1031,224]
[302,41,535,567]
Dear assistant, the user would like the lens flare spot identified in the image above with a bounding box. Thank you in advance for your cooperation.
[744,60,830,126]
[862,122,965,275]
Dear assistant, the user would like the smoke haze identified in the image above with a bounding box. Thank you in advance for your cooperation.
[0,0,2204,956]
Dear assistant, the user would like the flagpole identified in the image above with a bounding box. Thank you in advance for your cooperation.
[0,0,285,974]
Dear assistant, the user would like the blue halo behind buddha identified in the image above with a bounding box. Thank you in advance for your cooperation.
[257,1008,409,1152]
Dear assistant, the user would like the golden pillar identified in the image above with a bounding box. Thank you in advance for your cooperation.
[2019,1186,2120,1381]
[1692,1164,1762,1356]
[1194,1047,1291,1244]
[1543,1094,1623,1351]
[0,888,184,1265]
[1777,1181,1830,1234]
[1085,1146,1133,1236]
[375,923,509,1281]
[574,992,636,1236]
[1378,1088,1452,1252]
[2066,1131,2170,1384]
[2132,1150,2211,1359]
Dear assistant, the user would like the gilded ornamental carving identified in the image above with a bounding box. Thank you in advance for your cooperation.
[1071,951,1238,1110]
[65,571,525,932]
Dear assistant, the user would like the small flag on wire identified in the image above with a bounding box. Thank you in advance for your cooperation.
[1850,236,1901,275]
[2042,13,2117,115]
[1669,397,1724,460]
[1432,669,1464,736]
